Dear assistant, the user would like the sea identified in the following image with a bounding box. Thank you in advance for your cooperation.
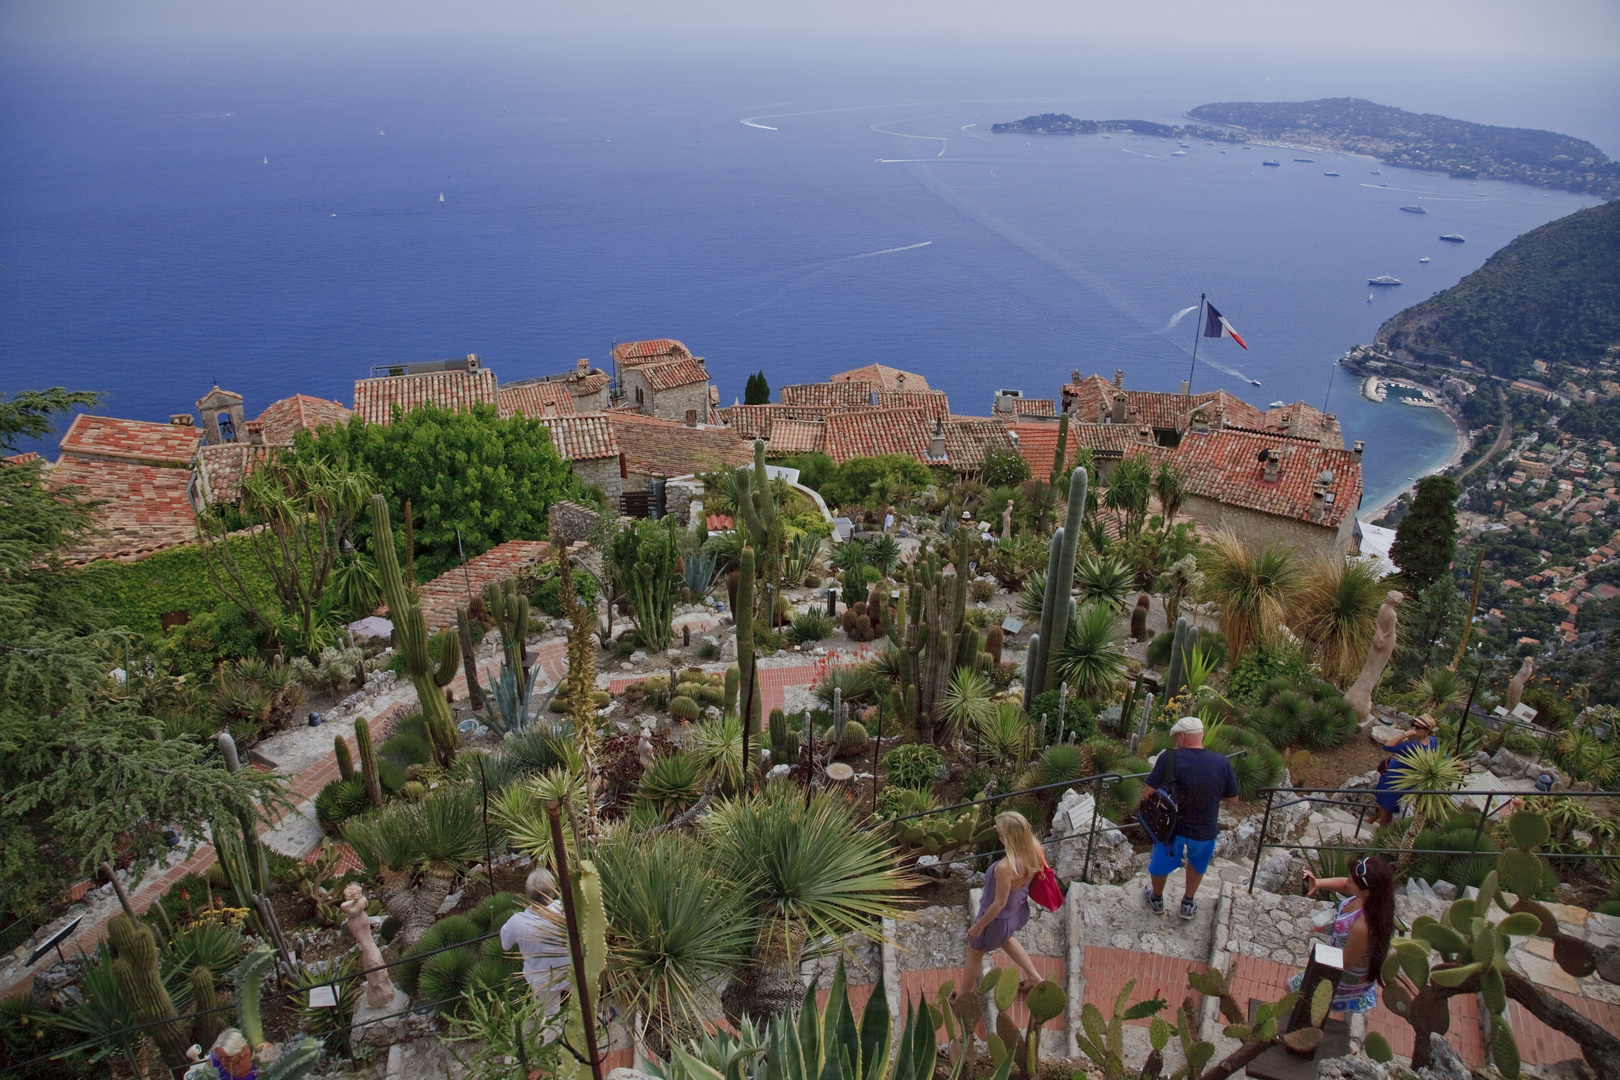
[2,32,1615,515]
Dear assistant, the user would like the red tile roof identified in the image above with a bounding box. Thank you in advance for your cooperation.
[568,371,612,397]
[48,456,197,562]
[1183,390,1266,433]
[822,407,934,463]
[1060,376,1269,434]
[58,414,202,467]
[1167,429,1362,529]
[535,414,620,461]
[193,443,280,505]
[352,368,498,424]
[714,404,834,440]
[608,412,753,477]
[1005,420,1158,474]
[944,417,1017,471]
[498,382,578,419]
[1004,397,1057,417]
[768,419,826,456]
[4,452,41,466]
[780,381,885,410]
[636,357,710,392]
[253,395,352,445]
[827,364,929,391]
[612,339,692,364]
[1259,401,1342,448]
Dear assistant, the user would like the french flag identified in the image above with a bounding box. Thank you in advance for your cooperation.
[1203,302,1248,350]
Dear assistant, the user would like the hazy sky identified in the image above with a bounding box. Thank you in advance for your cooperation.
[5,0,1619,58]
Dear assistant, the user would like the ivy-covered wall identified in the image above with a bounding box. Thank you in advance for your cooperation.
[90,539,278,636]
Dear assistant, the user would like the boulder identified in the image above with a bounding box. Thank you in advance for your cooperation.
[1489,747,1533,779]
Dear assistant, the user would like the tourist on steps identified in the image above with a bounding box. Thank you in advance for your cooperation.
[1373,715,1438,826]
[500,868,571,1016]
[1295,855,1395,1014]
[1142,716,1240,920]
[960,811,1047,996]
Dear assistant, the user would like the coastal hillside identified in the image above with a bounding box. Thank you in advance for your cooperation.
[1375,199,1620,376]
[1186,98,1620,197]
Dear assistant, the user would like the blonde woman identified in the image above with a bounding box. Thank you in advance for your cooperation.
[961,811,1046,995]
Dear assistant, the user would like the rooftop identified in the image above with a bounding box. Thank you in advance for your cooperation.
[252,394,352,445]
[607,411,753,477]
[192,443,280,505]
[822,407,935,463]
[352,368,499,425]
[943,417,1018,471]
[533,413,620,461]
[612,339,692,365]
[635,357,710,392]
[826,364,929,391]
[497,382,579,419]
[48,456,197,562]
[58,414,203,467]
[1168,428,1362,529]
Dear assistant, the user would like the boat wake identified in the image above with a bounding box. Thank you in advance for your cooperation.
[871,121,947,156]
[848,241,932,259]
[1166,305,1199,331]
[740,118,779,131]
[731,241,933,317]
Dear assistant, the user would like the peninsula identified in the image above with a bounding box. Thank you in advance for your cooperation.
[994,97,1620,198]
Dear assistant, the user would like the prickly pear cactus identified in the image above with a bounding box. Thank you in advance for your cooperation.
[1021,978,1068,1079]
[557,858,608,1080]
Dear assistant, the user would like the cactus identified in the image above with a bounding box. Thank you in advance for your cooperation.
[986,624,1004,665]
[1041,467,1089,695]
[484,577,531,678]
[189,966,227,1050]
[670,695,701,722]
[768,708,800,763]
[1131,592,1150,640]
[894,532,982,742]
[369,495,460,767]
[457,606,485,712]
[1036,410,1070,536]
[1165,617,1188,698]
[354,716,382,807]
[736,546,760,738]
[891,796,997,863]
[556,856,608,1080]
[1031,528,1065,702]
[107,915,190,1069]
[1015,978,1068,1079]
[724,665,740,717]
[259,1036,326,1080]
[334,735,355,782]
[234,943,276,1048]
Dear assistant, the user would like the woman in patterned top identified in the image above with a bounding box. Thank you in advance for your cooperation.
[1294,855,1396,1014]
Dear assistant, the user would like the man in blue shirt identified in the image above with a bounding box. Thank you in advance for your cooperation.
[1142,716,1241,920]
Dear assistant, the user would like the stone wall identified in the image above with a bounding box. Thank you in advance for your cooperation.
[548,500,601,544]
[1181,493,1354,560]
[572,457,623,506]
[891,903,966,971]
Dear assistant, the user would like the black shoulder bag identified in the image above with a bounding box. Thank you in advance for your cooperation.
[1136,749,1179,846]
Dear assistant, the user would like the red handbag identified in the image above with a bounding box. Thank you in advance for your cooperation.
[1028,856,1063,912]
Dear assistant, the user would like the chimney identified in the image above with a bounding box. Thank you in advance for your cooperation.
[544,402,558,419]
[928,416,946,460]
[1353,440,1365,458]
[467,353,481,369]
[243,420,265,446]
[169,414,194,427]
[576,358,589,375]
[1310,490,1327,522]
[1260,448,1281,483]
[1110,393,1127,425]
[1180,380,1190,396]
[896,374,906,391]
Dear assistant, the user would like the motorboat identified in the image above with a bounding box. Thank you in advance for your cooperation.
[1324,171,1340,176]
[1400,205,1427,213]
[1262,159,1281,166]
[1440,234,1466,242]
[1369,275,1402,285]
[1419,256,1431,263]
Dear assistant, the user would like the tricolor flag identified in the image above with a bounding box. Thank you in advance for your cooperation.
[1203,302,1248,350]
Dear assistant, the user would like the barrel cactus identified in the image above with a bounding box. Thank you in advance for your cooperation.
[670,695,701,723]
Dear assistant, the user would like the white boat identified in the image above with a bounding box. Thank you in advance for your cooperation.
[1367,293,1374,302]
[1419,256,1431,263]
[262,156,267,164]
[1249,379,1261,387]
[1370,275,1403,285]
[1400,205,1427,213]
[1440,234,1466,243]
[1172,150,1187,156]
[439,193,445,202]
[1324,171,1340,176]
[1270,400,1286,408]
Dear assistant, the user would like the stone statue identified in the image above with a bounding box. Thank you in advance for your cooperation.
[340,883,398,1008]
[1345,590,1404,722]
[1001,501,1013,541]
[1506,656,1534,712]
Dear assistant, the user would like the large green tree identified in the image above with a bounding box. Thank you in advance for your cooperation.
[1391,475,1459,594]
[0,394,283,915]
[0,387,101,451]
[295,405,582,581]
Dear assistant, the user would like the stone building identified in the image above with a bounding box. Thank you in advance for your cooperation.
[194,386,246,446]
[48,414,203,561]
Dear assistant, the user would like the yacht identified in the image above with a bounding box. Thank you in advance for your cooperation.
[1369,275,1403,286]
[1419,256,1431,263]
[1440,234,1466,242]
[1179,143,1190,148]
[1323,171,1340,176]
[439,193,445,202]
[1270,400,1286,408]
[1172,150,1187,156]
[1294,157,1314,162]
[1249,378,1262,387]
[1262,159,1281,166]
[1370,169,1382,175]
[1400,205,1427,213]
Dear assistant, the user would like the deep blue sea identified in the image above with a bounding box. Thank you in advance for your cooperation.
[1,33,1615,513]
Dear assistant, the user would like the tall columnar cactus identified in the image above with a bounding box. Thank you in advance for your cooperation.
[457,606,485,712]
[333,735,355,783]
[769,707,798,762]
[1042,467,1088,694]
[724,666,741,719]
[107,914,190,1069]
[556,856,608,1080]
[189,966,227,1050]
[369,494,460,767]
[986,624,1004,666]
[485,578,531,678]
[354,716,382,807]
[1032,528,1065,700]
[1165,616,1189,699]
[736,439,779,554]
[1022,634,1041,712]
[894,535,979,743]
[1036,411,1071,536]
[736,547,760,737]
[233,943,276,1048]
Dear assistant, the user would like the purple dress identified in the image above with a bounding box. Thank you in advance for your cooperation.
[969,859,1032,951]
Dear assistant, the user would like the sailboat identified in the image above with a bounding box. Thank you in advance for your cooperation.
[438,193,445,203]
[1367,293,1374,302]
[262,156,268,164]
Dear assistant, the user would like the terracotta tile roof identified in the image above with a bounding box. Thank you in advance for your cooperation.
[637,357,710,392]
[569,371,612,397]
[58,414,202,467]
[1004,398,1057,417]
[608,412,753,477]
[822,407,934,463]
[1167,429,1362,529]
[193,443,281,505]
[47,456,197,562]
[1182,390,1266,433]
[1059,375,1120,423]
[535,414,620,461]
[1006,420,1158,472]
[1061,375,1257,433]
[714,404,832,440]
[498,382,578,419]
[4,452,41,466]
[780,381,883,410]
[612,339,692,365]
[352,368,498,425]
[879,389,950,418]
[768,419,826,456]
[944,417,1017,470]
[253,395,352,445]
[411,539,569,633]
[827,364,929,391]
[1260,402,1343,448]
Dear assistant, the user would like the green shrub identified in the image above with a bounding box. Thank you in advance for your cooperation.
[881,743,944,790]
[1239,676,1359,750]
[315,776,374,831]
[1206,725,1285,800]
[93,539,278,636]
[1147,629,1175,668]
[788,610,833,644]
[528,564,597,618]
[1225,643,1315,705]
[1028,689,1097,742]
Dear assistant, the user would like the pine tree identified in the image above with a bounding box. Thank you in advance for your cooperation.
[1391,475,1459,594]
[744,371,771,405]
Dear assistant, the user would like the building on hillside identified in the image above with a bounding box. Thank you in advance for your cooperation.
[992,389,1057,417]
[49,414,204,562]
[530,414,624,505]
[608,339,715,423]
[606,412,753,509]
[195,386,247,446]
[1059,370,1344,450]
[497,380,578,419]
[1004,419,1158,478]
[827,364,929,391]
[1166,429,1364,558]
[500,359,613,413]
[353,356,499,424]
[251,394,352,445]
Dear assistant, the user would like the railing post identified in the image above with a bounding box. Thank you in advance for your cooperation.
[1247,788,1275,893]
[1353,800,1368,839]
[1081,774,1104,884]
[1471,792,1495,871]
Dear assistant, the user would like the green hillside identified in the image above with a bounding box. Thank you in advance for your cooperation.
[1375,199,1620,377]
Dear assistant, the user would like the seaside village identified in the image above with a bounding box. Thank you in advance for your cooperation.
[9,340,1620,1080]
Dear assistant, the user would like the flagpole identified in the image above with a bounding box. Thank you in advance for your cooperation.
[1323,358,1337,413]
[1186,293,1205,399]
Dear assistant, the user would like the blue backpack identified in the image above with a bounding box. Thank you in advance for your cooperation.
[1136,749,1179,846]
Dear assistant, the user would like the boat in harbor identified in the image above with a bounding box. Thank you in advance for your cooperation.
[1370,170,1382,175]
[1400,205,1427,213]
[1262,159,1281,166]
[1440,234,1466,242]
[1369,275,1402,285]
[1270,400,1286,408]
[1323,171,1340,176]
[1172,151,1187,156]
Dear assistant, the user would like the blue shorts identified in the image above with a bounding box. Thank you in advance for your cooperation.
[1149,835,1217,876]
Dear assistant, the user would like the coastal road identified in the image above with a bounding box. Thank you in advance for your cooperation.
[1456,389,1513,485]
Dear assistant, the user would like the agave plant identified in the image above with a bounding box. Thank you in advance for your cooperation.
[1074,553,1134,611]
[813,666,874,708]
[682,548,722,599]
[973,703,1035,768]
[1051,601,1127,701]
[781,533,823,587]
[483,662,542,736]
[634,752,704,819]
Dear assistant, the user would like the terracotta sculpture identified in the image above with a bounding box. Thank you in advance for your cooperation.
[1506,656,1534,712]
[340,882,398,1008]
[1001,502,1013,541]
[1346,590,1404,722]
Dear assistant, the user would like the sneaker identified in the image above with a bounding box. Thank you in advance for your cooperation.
[1179,897,1199,921]
[1143,884,1164,915]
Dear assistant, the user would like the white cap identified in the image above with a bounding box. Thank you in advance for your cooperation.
[1169,716,1204,736]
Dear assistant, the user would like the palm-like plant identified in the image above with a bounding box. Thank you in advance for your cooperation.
[1152,460,1186,526]
[691,715,747,795]
[1289,557,1386,686]
[940,665,996,737]
[1405,667,1469,718]
[1018,571,1047,620]
[595,831,758,1050]
[1387,744,1468,872]
[1198,531,1300,661]
[1074,552,1134,610]
[1051,601,1127,701]
[1104,452,1153,538]
[704,784,911,1020]
[344,787,487,944]
[813,667,874,708]
[973,702,1035,767]
[866,535,901,577]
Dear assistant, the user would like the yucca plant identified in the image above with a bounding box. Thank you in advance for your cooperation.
[1406,666,1470,719]
[1198,531,1299,661]
[813,666,873,708]
[344,787,487,944]
[1018,572,1047,621]
[1074,553,1134,611]
[866,534,902,576]
[1288,556,1386,686]
[1051,601,1127,701]
[1388,744,1469,872]
[692,715,747,795]
[973,703,1035,768]
[942,666,997,737]
[781,533,823,587]
[635,752,703,818]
